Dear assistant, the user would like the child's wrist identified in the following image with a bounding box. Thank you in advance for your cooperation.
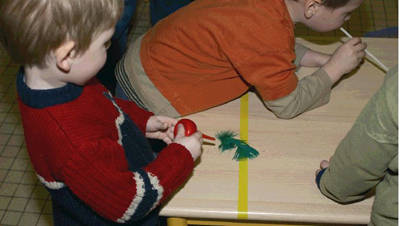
[319,54,331,66]
[322,64,341,84]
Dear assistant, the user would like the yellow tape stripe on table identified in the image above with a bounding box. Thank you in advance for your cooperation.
[238,93,249,219]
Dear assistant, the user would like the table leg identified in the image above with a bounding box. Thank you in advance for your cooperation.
[167,217,188,226]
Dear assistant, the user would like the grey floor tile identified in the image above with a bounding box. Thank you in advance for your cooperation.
[7,197,28,211]
[0,183,18,196]
[18,212,40,226]
[25,199,46,214]
[0,197,11,210]
[1,210,22,225]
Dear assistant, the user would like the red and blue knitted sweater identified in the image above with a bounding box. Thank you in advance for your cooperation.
[16,70,194,225]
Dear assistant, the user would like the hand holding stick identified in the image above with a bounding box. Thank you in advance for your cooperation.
[340,27,389,73]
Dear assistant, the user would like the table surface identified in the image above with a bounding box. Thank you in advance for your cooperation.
[159,37,398,225]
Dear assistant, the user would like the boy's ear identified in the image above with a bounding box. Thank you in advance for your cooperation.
[304,0,322,19]
[54,41,76,72]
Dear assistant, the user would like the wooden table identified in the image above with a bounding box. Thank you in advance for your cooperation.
[159,37,398,226]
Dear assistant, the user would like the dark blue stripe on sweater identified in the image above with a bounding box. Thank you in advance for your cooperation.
[103,92,155,171]
[47,182,160,225]
[16,68,83,109]
[132,169,159,219]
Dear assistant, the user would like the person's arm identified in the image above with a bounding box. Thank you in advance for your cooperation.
[264,68,332,119]
[61,139,194,224]
[115,98,154,132]
[294,43,330,68]
[316,67,398,203]
[264,38,366,119]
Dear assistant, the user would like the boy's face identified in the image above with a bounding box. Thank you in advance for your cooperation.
[305,0,363,32]
[62,28,114,86]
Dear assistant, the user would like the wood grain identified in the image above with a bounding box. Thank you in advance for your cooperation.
[160,38,398,224]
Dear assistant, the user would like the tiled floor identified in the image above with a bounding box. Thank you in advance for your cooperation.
[0,55,52,225]
[0,0,397,225]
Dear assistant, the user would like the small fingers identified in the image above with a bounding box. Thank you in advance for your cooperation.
[160,122,168,130]
[176,124,185,138]
[353,42,367,52]
[193,131,203,143]
[167,127,175,138]
[320,160,330,169]
[163,136,173,144]
[347,37,362,45]
[357,51,366,61]
[362,42,367,50]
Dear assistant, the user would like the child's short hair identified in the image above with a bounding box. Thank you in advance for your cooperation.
[293,0,350,9]
[323,0,350,8]
[0,0,124,67]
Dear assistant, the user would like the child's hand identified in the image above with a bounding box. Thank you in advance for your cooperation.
[145,115,177,144]
[315,159,330,176]
[173,124,203,161]
[323,38,367,83]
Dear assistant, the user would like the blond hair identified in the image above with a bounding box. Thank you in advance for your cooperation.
[0,0,124,67]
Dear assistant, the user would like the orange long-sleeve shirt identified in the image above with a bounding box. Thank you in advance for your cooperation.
[140,0,298,115]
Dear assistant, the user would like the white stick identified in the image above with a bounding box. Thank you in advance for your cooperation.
[340,27,389,73]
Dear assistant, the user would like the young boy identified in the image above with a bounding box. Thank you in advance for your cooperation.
[115,0,366,118]
[316,66,398,226]
[0,0,203,225]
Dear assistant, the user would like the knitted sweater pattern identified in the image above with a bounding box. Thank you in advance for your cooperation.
[16,70,194,225]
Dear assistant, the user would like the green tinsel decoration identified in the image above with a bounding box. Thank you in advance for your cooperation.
[216,130,259,161]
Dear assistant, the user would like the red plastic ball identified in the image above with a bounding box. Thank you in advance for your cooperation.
[173,119,198,137]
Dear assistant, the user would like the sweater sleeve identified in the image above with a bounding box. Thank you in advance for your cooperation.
[61,139,193,224]
[294,42,309,69]
[264,68,332,119]
[317,67,398,203]
[115,98,154,132]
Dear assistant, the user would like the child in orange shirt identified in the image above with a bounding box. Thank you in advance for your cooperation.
[116,0,366,118]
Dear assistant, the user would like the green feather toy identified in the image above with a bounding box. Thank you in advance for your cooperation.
[216,131,259,161]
